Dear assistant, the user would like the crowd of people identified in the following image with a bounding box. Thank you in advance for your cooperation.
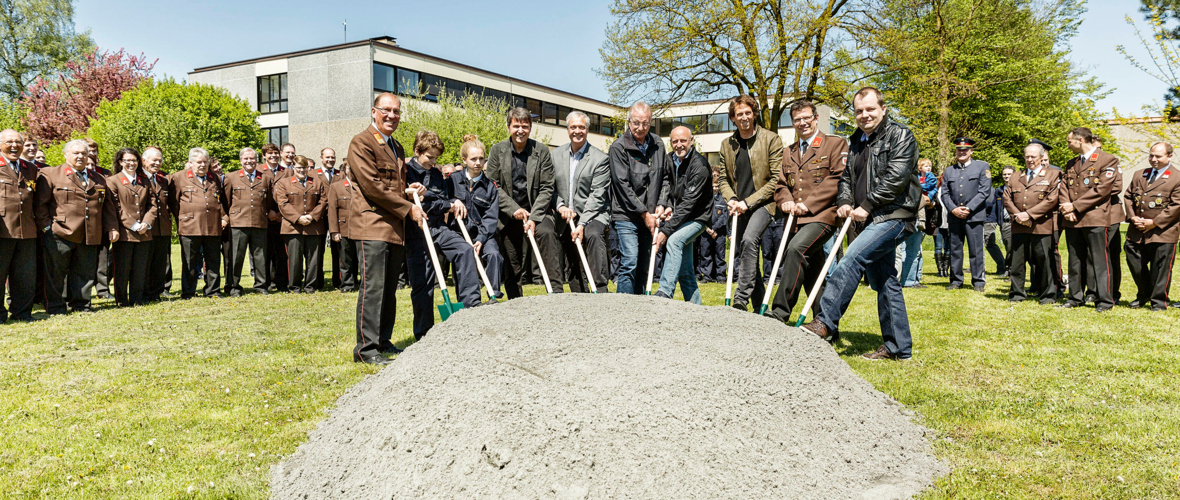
[3,87,1172,366]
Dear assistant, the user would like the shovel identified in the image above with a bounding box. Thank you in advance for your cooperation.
[758,213,795,315]
[644,226,660,295]
[570,215,597,293]
[526,226,554,294]
[723,213,739,306]
[455,217,498,304]
[408,189,464,320]
[794,217,853,327]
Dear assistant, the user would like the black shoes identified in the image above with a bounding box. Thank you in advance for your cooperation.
[973,284,986,292]
[1057,301,1081,309]
[356,355,391,366]
[653,290,671,299]
[946,283,962,290]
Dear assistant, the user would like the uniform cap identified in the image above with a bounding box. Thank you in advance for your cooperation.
[1027,138,1053,152]
[953,137,975,149]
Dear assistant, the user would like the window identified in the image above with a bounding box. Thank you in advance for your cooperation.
[397,68,420,96]
[658,117,674,136]
[542,102,557,125]
[373,64,395,92]
[483,87,507,102]
[420,73,442,101]
[707,113,730,133]
[588,113,600,133]
[778,112,793,128]
[600,117,615,137]
[681,115,704,134]
[525,98,542,121]
[444,78,466,99]
[707,152,721,166]
[257,74,288,114]
[264,127,288,146]
[557,105,572,126]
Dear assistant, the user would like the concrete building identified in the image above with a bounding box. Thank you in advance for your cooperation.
[189,36,838,164]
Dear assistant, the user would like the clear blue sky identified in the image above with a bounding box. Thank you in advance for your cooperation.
[77,0,1154,115]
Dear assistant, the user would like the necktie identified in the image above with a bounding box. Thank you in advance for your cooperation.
[1149,170,1159,185]
[1027,170,1034,184]
[800,141,809,155]
[79,170,88,186]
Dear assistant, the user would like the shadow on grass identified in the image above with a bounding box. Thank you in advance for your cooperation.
[835,330,881,356]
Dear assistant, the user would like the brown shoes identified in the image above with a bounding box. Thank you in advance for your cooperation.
[862,345,909,361]
[800,319,839,344]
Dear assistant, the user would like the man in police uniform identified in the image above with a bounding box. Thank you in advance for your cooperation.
[224,147,273,296]
[0,129,39,322]
[1124,141,1180,311]
[769,99,846,324]
[169,148,229,299]
[1004,142,1060,303]
[940,137,992,291]
[1059,127,1120,312]
[348,93,425,366]
[34,139,119,314]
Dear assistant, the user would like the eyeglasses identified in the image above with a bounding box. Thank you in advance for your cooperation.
[629,120,651,128]
[794,115,816,123]
[374,107,402,116]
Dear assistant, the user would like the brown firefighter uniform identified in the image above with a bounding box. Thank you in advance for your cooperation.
[1123,165,1180,309]
[327,175,358,291]
[1003,166,1061,302]
[34,164,118,313]
[769,131,847,323]
[224,168,275,295]
[274,174,327,293]
[145,171,172,301]
[1060,149,1120,309]
[108,170,157,306]
[169,169,228,298]
[0,157,40,321]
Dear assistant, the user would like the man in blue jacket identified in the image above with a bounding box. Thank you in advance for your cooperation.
[696,169,728,283]
[940,137,992,291]
[450,137,504,298]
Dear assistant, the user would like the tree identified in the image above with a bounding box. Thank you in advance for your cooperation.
[1141,0,1180,38]
[598,0,859,130]
[1116,10,1180,152]
[86,78,264,173]
[391,91,513,166]
[871,0,1110,172]
[0,0,94,101]
[19,49,155,143]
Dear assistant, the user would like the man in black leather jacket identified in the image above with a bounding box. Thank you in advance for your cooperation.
[801,87,919,361]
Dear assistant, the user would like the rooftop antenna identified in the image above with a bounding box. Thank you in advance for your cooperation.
[343,19,347,42]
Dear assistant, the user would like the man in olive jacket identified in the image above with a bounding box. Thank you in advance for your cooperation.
[717,94,784,310]
[485,107,561,298]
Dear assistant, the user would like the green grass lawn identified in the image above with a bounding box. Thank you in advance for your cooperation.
[1,238,1179,498]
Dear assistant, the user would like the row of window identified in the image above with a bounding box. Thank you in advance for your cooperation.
[258,74,288,114]
[264,126,288,146]
[373,63,617,137]
[656,112,792,136]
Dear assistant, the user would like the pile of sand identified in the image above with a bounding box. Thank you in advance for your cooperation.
[272,294,946,499]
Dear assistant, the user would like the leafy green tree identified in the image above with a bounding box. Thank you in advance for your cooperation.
[0,100,22,130]
[872,0,1109,173]
[391,91,513,166]
[86,78,264,173]
[0,0,94,100]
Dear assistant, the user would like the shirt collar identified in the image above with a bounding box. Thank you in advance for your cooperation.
[465,170,483,183]
[1081,147,1097,161]
[372,123,391,144]
[570,142,589,160]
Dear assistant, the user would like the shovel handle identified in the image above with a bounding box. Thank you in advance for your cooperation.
[795,217,852,327]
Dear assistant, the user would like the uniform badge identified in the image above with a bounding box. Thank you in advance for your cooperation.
[120,177,129,185]
[1037,180,1049,186]
[1089,152,1099,162]
[1083,178,1089,186]
[1038,193,1044,199]
[813,136,823,147]
[1105,171,1113,178]
[1149,202,1157,209]
[1156,198,1164,205]
[26,180,35,191]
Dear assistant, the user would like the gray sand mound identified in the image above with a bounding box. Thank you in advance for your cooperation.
[272,294,947,499]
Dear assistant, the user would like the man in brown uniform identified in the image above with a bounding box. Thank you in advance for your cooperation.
[34,139,119,314]
[327,161,358,292]
[258,143,289,292]
[142,146,172,301]
[224,147,273,296]
[108,147,157,306]
[1059,127,1120,312]
[169,147,229,299]
[1004,142,1061,304]
[0,129,39,322]
[317,148,341,290]
[1124,142,1180,311]
[274,156,327,294]
[769,100,846,324]
[348,92,424,365]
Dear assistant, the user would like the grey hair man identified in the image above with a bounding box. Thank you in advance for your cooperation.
[0,129,40,321]
[224,146,274,296]
[608,101,669,294]
[169,147,229,298]
[553,110,611,293]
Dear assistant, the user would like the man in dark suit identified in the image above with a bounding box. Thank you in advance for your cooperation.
[1124,141,1180,311]
[348,93,425,365]
[34,139,119,314]
[485,107,560,297]
[1004,142,1060,304]
[0,129,39,322]
[1059,127,1120,312]
[940,137,992,291]
[770,100,847,324]
[552,111,611,293]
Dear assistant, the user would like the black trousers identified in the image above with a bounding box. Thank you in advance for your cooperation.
[1008,232,1056,302]
[95,242,111,296]
[146,236,172,301]
[608,227,621,281]
[1050,229,1065,295]
[497,216,562,298]
[267,222,288,291]
[42,232,98,313]
[285,234,323,294]
[770,222,834,322]
[111,240,151,306]
[1064,226,1113,308]
[33,234,46,306]
[558,220,609,293]
[226,227,268,295]
[761,221,784,283]
[1097,223,1122,302]
[337,236,359,291]
[696,233,726,282]
[406,230,480,337]
[0,238,36,321]
[353,240,405,361]
[327,236,341,289]
[948,218,985,287]
[180,235,222,298]
[1125,240,1175,309]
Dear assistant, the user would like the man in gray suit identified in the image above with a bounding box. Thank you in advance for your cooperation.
[940,137,992,291]
[553,111,612,293]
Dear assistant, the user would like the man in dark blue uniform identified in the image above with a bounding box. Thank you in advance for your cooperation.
[449,137,504,298]
[697,171,729,283]
[940,137,992,291]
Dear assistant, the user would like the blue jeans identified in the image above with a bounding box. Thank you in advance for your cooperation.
[817,218,914,358]
[613,219,652,295]
[657,221,706,304]
[896,230,924,287]
[823,230,841,279]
